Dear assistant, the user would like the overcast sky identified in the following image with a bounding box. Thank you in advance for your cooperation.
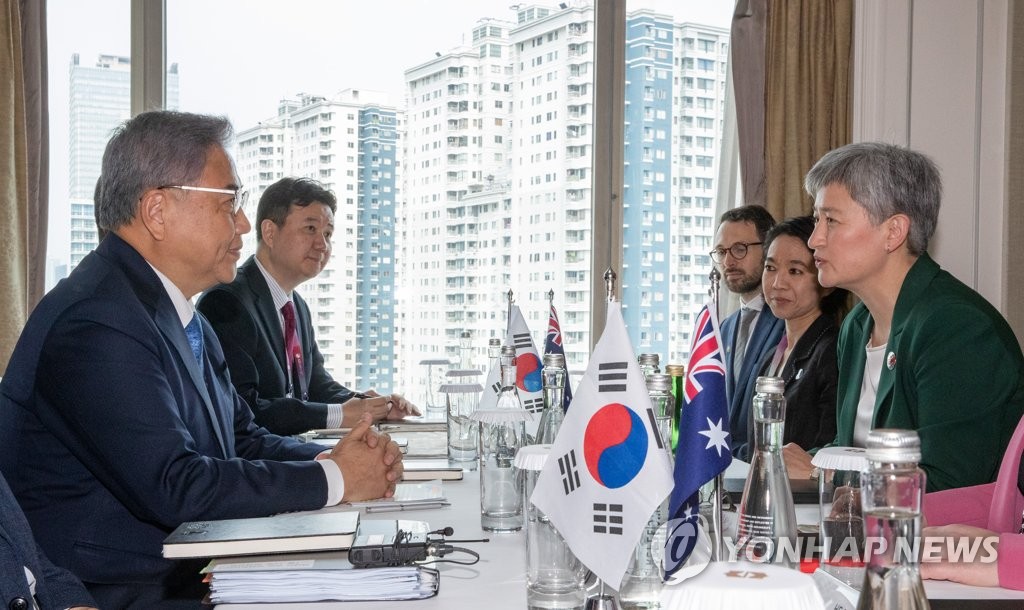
[45,0,734,264]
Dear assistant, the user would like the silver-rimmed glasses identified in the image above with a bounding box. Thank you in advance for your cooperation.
[159,185,249,215]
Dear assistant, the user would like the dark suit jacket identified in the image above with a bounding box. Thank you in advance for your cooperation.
[0,234,326,588]
[836,253,1024,491]
[755,313,838,454]
[721,302,785,459]
[197,257,355,435]
[0,471,94,610]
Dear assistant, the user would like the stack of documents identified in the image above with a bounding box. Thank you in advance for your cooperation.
[203,552,440,604]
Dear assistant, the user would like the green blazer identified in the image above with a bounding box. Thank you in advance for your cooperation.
[836,254,1024,492]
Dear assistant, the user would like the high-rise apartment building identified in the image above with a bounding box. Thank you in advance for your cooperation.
[398,4,728,382]
[67,53,178,271]
[668,23,730,363]
[234,90,401,391]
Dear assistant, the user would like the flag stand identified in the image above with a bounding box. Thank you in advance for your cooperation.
[708,266,726,562]
[584,581,620,610]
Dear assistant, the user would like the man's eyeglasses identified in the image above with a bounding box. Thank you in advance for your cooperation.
[158,185,249,215]
[709,241,763,264]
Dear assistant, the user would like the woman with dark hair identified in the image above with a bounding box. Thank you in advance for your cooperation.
[757,216,847,453]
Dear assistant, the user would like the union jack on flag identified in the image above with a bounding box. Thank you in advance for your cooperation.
[684,304,728,402]
[544,302,573,409]
[665,300,731,575]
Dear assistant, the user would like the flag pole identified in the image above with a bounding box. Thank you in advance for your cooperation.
[506,289,514,338]
[581,268,622,610]
[708,266,726,562]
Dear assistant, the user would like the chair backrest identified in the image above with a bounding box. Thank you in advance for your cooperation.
[990,412,1024,532]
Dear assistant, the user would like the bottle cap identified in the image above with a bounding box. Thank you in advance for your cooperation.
[500,345,517,357]
[638,353,660,366]
[755,375,785,394]
[488,338,501,347]
[646,373,671,393]
[865,429,921,462]
[543,353,566,368]
[664,364,686,376]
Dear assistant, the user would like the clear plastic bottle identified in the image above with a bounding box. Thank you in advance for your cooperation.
[618,374,674,609]
[486,337,502,374]
[638,353,660,380]
[857,429,930,610]
[535,353,567,445]
[646,373,673,454]
[477,345,527,532]
[736,376,797,565]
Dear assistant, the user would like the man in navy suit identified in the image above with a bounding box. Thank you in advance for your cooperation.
[713,205,784,460]
[197,178,419,436]
[0,470,96,610]
[0,111,403,608]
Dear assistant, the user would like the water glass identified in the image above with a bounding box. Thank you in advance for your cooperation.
[518,445,587,609]
[443,382,482,462]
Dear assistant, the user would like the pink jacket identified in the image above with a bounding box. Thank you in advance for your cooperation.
[924,413,1024,589]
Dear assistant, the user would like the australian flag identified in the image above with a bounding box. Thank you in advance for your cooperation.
[666,301,732,573]
[544,302,573,410]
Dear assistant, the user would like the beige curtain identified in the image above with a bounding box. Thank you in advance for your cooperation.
[730,0,769,208]
[0,0,46,372]
[763,0,853,220]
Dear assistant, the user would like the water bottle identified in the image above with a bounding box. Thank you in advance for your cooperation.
[857,429,930,610]
[535,353,567,445]
[638,353,660,380]
[618,374,675,609]
[664,364,685,451]
[735,376,797,565]
[646,373,673,454]
[476,345,528,532]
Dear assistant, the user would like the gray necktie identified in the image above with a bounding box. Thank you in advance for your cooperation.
[733,307,756,382]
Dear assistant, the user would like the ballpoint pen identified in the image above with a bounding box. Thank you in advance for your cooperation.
[364,501,451,513]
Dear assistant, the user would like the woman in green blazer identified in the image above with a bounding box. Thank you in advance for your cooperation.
[783,142,1024,492]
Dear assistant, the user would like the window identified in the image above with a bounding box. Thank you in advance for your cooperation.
[49,0,734,397]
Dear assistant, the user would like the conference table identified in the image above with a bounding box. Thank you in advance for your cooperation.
[217,427,1024,609]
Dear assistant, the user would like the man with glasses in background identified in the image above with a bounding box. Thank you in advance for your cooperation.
[711,205,784,460]
[0,111,403,608]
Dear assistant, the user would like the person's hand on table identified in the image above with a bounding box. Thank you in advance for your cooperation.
[782,443,814,479]
[327,413,404,501]
[382,393,420,420]
[342,391,421,425]
[920,524,1000,587]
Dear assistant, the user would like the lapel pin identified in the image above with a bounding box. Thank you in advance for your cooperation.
[795,368,804,380]
[886,352,896,370]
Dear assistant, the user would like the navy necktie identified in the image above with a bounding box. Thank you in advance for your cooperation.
[185,314,204,366]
